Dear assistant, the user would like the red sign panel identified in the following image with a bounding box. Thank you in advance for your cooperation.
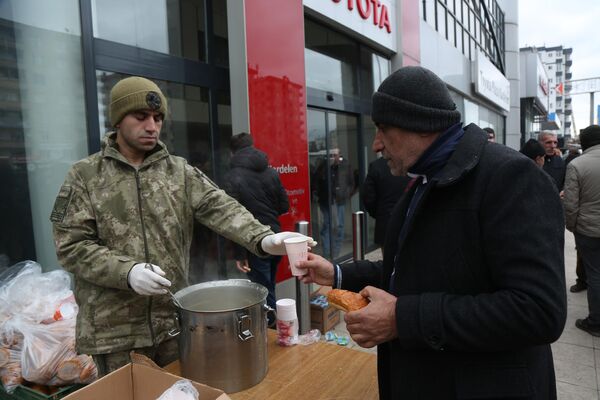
[244,0,310,282]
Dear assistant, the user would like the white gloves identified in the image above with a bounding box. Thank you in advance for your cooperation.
[128,263,172,296]
[260,232,317,256]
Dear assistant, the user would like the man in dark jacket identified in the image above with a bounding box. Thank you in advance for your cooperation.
[313,148,355,258]
[539,131,566,191]
[361,157,409,252]
[223,133,289,313]
[297,66,566,399]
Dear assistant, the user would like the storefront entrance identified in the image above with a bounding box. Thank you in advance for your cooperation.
[307,108,360,261]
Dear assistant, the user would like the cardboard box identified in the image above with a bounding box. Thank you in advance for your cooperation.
[62,354,230,400]
[310,287,340,333]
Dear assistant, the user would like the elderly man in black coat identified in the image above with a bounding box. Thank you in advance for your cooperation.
[297,66,566,400]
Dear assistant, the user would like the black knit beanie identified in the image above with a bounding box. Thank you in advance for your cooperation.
[580,125,600,151]
[372,66,461,132]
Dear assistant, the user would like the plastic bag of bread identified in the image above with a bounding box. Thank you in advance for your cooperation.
[0,261,72,325]
[156,379,199,400]
[326,289,369,312]
[0,332,23,393]
[17,314,98,386]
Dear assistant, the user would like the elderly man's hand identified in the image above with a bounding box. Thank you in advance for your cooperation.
[295,252,334,286]
[344,286,398,348]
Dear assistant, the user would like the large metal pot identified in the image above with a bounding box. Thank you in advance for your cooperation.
[173,280,270,393]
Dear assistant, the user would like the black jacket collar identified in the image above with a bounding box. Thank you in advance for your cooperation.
[434,123,487,187]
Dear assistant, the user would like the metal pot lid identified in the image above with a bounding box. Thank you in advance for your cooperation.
[173,279,268,312]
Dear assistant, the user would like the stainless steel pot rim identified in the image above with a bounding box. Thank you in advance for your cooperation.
[173,279,268,312]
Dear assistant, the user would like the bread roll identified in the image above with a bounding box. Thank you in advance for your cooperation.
[327,289,369,312]
[0,348,9,368]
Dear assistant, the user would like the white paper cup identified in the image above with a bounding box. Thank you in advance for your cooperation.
[284,236,309,276]
[276,298,297,321]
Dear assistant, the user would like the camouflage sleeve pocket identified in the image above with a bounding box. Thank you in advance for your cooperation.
[50,185,73,223]
[193,166,220,189]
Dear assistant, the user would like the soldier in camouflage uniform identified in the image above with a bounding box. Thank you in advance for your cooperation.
[50,76,314,375]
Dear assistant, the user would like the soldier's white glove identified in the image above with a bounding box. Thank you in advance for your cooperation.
[128,263,171,296]
[260,232,317,256]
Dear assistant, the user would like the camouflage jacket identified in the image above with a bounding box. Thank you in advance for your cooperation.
[51,132,273,354]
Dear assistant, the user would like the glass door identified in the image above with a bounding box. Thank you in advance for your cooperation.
[308,108,359,261]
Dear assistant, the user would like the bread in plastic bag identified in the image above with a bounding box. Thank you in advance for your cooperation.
[156,379,199,400]
[0,260,98,388]
[0,331,23,393]
[16,302,98,386]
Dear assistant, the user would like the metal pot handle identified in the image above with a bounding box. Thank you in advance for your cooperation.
[264,304,276,329]
[168,312,181,338]
[237,312,254,341]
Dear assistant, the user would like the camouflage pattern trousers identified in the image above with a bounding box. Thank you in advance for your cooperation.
[92,338,179,376]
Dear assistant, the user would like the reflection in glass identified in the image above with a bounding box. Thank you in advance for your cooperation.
[362,116,378,248]
[212,0,229,66]
[92,0,207,62]
[304,19,358,97]
[0,0,87,270]
[308,109,358,261]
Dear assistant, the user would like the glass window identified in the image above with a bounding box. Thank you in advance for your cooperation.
[308,109,359,261]
[425,0,436,28]
[0,0,88,270]
[463,97,479,126]
[212,0,229,67]
[304,19,358,97]
[359,47,390,100]
[437,3,446,38]
[361,115,377,249]
[92,0,207,62]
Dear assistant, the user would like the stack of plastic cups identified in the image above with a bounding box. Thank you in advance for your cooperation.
[276,298,298,346]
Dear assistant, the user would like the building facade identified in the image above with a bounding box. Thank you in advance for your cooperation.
[0,0,404,287]
[519,48,551,143]
[417,0,517,148]
[538,46,574,140]
[519,45,573,146]
[0,0,521,291]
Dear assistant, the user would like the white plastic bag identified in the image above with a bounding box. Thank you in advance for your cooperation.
[0,261,98,387]
[0,331,23,393]
[156,379,199,400]
[0,260,72,324]
[16,303,97,386]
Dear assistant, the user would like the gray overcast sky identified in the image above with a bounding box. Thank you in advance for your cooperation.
[518,0,600,134]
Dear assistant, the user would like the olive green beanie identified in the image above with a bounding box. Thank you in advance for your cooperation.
[109,76,168,126]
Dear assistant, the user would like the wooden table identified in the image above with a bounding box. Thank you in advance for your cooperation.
[165,330,379,400]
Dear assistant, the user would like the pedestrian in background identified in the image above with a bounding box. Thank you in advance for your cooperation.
[313,148,354,258]
[298,66,566,400]
[361,156,409,254]
[483,127,495,142]
[564,125,600,336]
[565,143,582,166]
[539,131,566,191]
[520,138,546,167]
[51,76,314,375]
[563,142,586,293]
[223,132,289,317]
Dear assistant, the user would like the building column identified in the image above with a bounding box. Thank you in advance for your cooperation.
[499,0,521,150]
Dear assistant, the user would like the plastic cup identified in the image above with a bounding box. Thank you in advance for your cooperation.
[284,236,309,276]
[276,298,297,321]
